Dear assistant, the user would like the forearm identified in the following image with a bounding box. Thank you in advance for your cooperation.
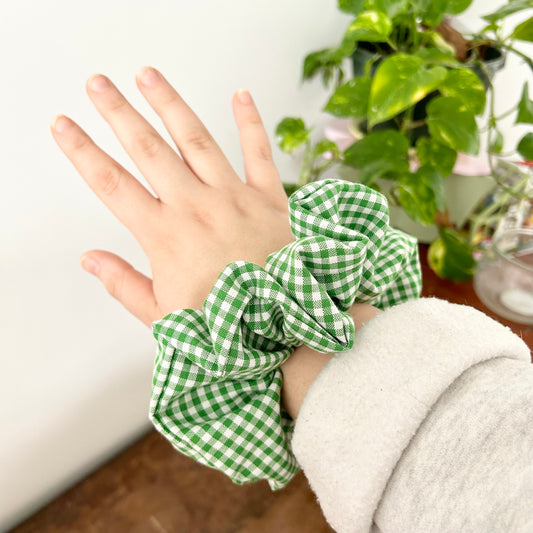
[280,303,382,419]
[288,298,532,533]
[375,355,533,533]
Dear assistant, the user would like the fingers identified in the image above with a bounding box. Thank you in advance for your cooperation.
[80,250,160,327]
[86,74,200,201]
[135,67,240,187]
[231,89,287,207]
[50,115,160,246]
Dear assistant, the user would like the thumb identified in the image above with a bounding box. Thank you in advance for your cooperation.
[80,250,159,327]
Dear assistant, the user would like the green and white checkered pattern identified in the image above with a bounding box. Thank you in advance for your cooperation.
[150,179,421,490]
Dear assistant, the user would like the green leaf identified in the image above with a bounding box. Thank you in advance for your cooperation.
[302,37,356,85]
[427,30,458,57]
[368,54,447,126]
[397,168,438,225]
[338,0,366,15]
[516,82,533,124]
[518,132,533,160]
[312,139,340,159]
[428,228,475,282]
[345,11,393,42]
[439,68,486,115]
[426,96,480,154]
[414,47,461,67]
[364,0,409,18]
[405,165,446,214]
[303,46,347,83]
[324,77,371,118]
[446,0,473,15]
[338,34,360,55]
[482,0,533,23]
[413,0,448,26]
[357,160,401,184]
[416,137,457,176]
[512,16,533,42]
[426,167,446,211]
[489,129,504,154]
[344,129,410,183]
[480,21,501,33]
[275,118,310,153]
[303,49,333,81]
[344,130,409,167]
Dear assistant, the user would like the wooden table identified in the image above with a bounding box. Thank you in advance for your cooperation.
[12,245,533,533]
[419,244,533,347]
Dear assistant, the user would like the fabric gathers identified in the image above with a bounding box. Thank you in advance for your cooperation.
[149,179,422,490]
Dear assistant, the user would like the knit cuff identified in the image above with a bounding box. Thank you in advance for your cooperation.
[149,179,421,489]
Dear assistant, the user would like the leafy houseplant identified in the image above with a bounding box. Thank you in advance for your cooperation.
[276,0,533,281]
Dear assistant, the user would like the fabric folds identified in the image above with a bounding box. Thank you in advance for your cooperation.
[150,179,422,489]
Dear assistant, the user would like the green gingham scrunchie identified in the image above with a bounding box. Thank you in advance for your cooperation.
[150,179,421,490]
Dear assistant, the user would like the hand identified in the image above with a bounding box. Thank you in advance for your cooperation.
[51,67,294,326]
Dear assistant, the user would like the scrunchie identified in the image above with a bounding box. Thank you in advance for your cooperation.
[150,179,421,489]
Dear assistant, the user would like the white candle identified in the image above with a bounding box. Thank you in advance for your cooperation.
[500,288,533,317]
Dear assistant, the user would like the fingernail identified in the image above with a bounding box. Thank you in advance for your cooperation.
[237,89,253,105]
[88,74,111,92]
[51,114,71,134]
[139,67,160,87]
[81,255,100,276]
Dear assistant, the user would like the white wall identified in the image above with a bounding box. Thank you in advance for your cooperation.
[0,0,530,531]
[0,1,348,530]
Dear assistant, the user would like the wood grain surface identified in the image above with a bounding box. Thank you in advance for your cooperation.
[11,430,334,533]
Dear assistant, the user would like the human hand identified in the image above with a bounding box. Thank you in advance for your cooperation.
[51,67,293,326]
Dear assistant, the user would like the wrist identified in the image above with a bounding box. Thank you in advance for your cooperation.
[280,303,382,419]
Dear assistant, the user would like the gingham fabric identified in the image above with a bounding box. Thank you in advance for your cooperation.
[150,179,421,490]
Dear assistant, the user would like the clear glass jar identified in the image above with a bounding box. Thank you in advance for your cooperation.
[474,228,533,325]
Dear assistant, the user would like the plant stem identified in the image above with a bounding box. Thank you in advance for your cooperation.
[494,107,516,121]
[469,172,532,244]
[400,106,415,135]
[311,159,337,181]
[467,59,533,245]
[298,141,313,187]
[478,60,500,188]
[403,119,426,130]
[386,39,398,51]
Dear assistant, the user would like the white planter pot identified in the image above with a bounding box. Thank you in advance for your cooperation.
[386,174,495,243]
[328,120,497,243]
[336,162,495,244]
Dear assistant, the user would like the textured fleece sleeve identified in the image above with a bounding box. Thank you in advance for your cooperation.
[291,298,533,533]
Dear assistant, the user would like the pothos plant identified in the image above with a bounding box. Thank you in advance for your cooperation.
[276,0,533,281]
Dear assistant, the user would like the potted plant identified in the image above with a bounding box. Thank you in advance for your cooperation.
[276,0,533,281]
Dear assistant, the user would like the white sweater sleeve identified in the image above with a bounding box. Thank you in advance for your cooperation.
[291,298,533,533]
